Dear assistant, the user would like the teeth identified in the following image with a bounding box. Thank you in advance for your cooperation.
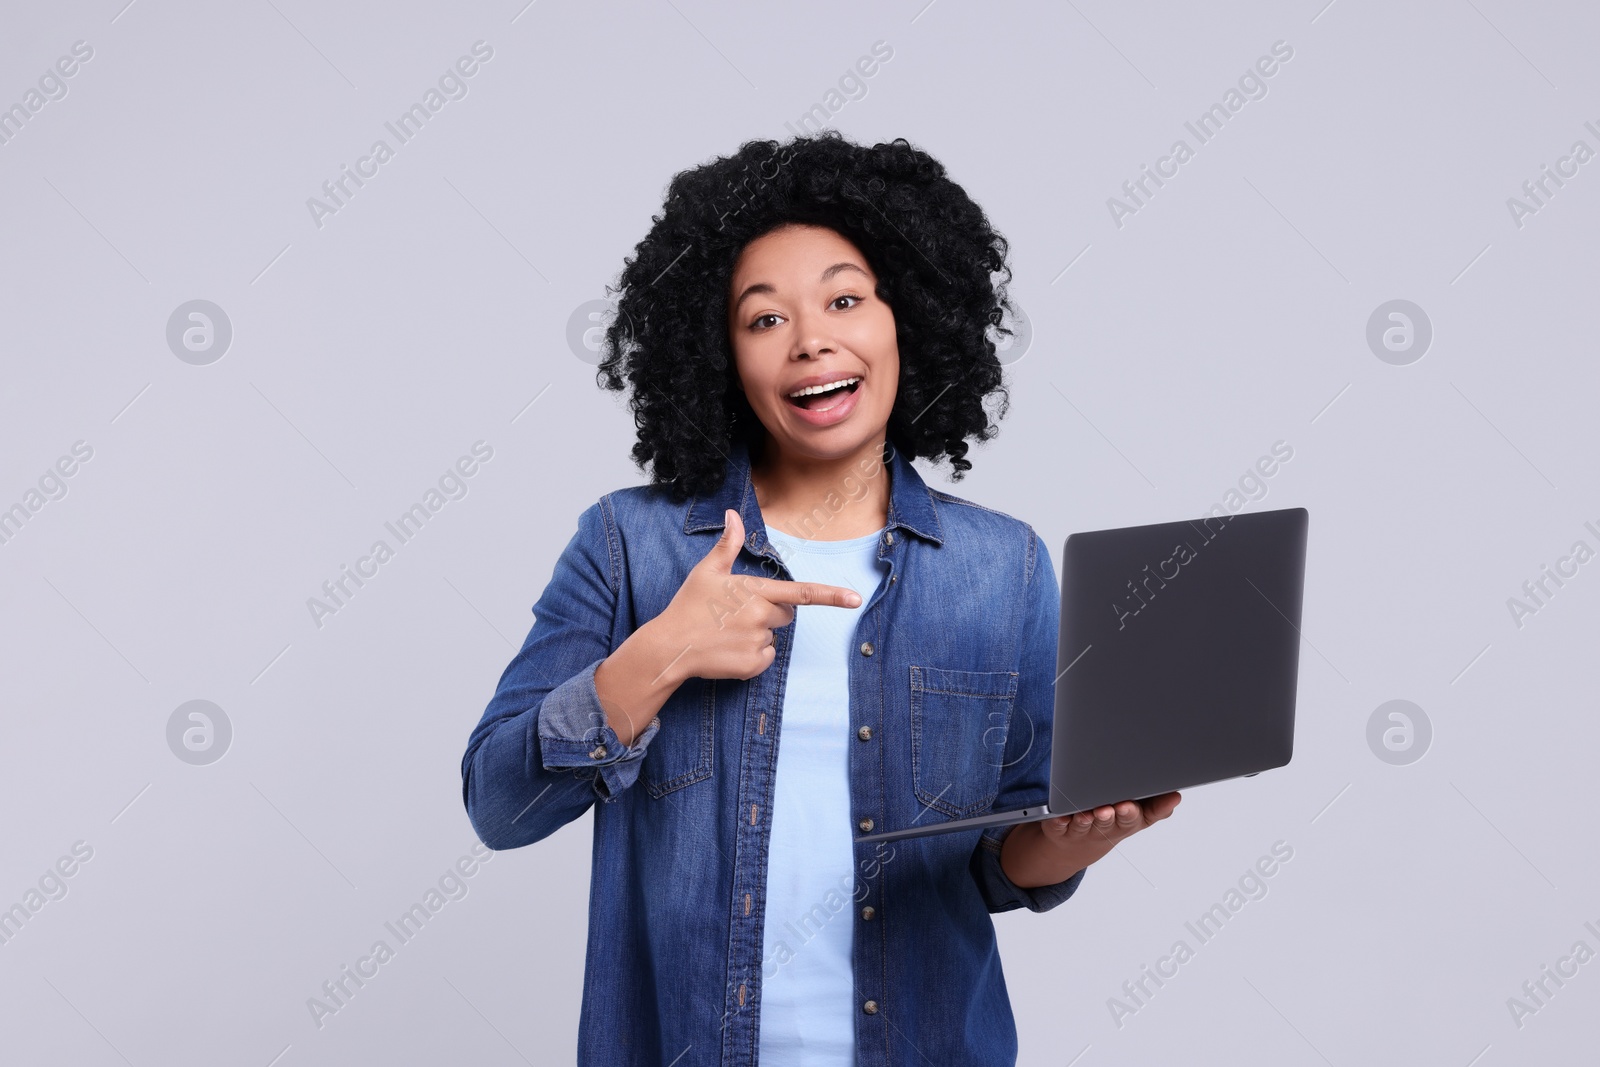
[787,377,860,398]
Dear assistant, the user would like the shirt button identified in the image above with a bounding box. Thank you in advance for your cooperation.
[859,641,874,656]
[858,817,874,832]
[863,1000,878,1015]
[861,906,876,921]
[889,574,897,583]
[589,744,608,759]
[884,531,894,545]
[857,725,872,741]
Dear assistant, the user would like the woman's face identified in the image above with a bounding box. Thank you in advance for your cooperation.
[727,223,899,465]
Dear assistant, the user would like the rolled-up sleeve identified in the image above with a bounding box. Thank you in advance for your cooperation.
[536,658,661,796]
[972,826,1086,914]
[970,525,1086,914]
[461,496,660,851]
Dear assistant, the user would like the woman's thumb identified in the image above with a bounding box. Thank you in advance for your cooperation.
[712,509,744,566]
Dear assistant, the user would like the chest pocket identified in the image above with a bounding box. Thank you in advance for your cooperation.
[910,665,1017,819]
[641,677,716,798]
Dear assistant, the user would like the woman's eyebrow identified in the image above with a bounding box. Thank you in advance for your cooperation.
[818,261,869,283]
[732,262,871,314]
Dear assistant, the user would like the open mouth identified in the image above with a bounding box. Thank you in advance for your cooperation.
[785,378,862,411]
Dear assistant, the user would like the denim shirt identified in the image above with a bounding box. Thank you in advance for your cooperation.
[461,438,1084,1066]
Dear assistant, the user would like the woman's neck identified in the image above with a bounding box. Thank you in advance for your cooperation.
[749,436,891,541]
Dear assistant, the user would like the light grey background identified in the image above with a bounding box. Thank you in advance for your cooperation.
[2,1,1595,1063]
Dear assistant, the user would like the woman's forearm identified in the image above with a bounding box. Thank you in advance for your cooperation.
[1000,821,1084,888]
[593,618,691,746]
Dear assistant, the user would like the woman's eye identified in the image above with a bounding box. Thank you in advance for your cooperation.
[750,295,861,331]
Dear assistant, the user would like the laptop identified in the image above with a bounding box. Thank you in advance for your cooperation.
[858,506,1309,843]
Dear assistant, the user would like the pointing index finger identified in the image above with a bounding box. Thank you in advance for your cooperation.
[762,580,862,608]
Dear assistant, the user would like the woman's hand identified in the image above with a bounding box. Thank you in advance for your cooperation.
[1000,792,1182,889]
[658,508,863,683]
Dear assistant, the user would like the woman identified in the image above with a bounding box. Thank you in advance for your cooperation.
[461,130,1179,1066]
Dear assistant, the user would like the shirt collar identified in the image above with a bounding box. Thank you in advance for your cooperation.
[684,437,945,548]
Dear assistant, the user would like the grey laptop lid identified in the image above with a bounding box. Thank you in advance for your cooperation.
[1046,506,1308,816]
[857,505,1308,843]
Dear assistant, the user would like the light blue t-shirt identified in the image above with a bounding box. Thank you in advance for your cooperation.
[757,524,889,1066]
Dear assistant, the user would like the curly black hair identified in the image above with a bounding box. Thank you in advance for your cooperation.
[595,129,1019,503]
